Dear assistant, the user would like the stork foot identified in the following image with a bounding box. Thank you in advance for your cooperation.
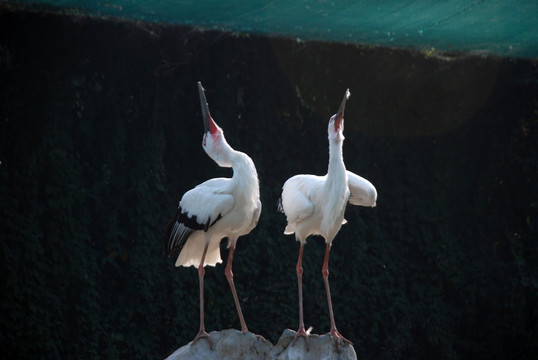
[241,328,268,342]
[328,328,353,346]
[191,330,213,349]
[291,326,310,350]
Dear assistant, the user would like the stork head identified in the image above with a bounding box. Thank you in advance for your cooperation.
[198,82,233,168]
[328,88,350,142]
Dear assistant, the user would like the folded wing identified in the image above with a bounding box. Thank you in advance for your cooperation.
[347,170,377,207]
[165,178,235,257]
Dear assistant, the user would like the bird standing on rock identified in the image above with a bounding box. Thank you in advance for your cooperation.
[165,82,262,348]
[278,89,377,347]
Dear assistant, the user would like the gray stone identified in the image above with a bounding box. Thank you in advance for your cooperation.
[165,328,357,360]
[270,329,357,360]
[165,329,272,360]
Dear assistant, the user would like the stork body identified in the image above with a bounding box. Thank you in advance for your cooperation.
[279,89,377,347]
[165,82,261,347]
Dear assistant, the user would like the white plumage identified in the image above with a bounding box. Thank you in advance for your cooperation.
[171,178,235,267]
[165,82,261,347]
[279,89,377,347]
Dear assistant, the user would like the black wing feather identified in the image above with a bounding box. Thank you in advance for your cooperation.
[163,207,223,258]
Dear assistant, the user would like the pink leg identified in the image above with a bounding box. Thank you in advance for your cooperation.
[291,244,309,349]
[322,243,352,345]
[225,243,248,332]
[191,241,213,349]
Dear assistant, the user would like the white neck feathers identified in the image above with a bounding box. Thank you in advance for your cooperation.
[321,136,348,239]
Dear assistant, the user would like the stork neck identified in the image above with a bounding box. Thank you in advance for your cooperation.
[205,133,235,168]
[327,140,346,178]
[320,139,348,240]
[230,151,260,198]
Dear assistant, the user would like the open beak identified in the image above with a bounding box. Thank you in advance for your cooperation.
[198,81,210,133]
[335,88,351,126]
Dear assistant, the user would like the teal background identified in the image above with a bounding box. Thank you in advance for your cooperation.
[9,0,538,58]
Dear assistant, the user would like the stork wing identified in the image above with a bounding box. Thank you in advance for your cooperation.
[280,175,323,232]
[246,198,262,234]
[164,178,235,257]
[347,170,377,207]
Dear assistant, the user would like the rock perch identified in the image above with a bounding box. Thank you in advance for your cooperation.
[165,329,357,360]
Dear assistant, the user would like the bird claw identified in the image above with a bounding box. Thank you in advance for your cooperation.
[191,330,214,349]
[291,327,310,351]
[328,329,353,346]
[248,331,268,343]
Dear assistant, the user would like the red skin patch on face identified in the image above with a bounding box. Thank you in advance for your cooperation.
[334,116,342,132]
[209,114,219,136]
[203,114,219,147]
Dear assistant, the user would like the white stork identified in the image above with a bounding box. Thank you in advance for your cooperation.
[165,82,262,348]
[278,89,377,347]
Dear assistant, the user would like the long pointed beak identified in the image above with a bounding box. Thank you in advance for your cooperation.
[335,88,351,122]
[198,81,210,132]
